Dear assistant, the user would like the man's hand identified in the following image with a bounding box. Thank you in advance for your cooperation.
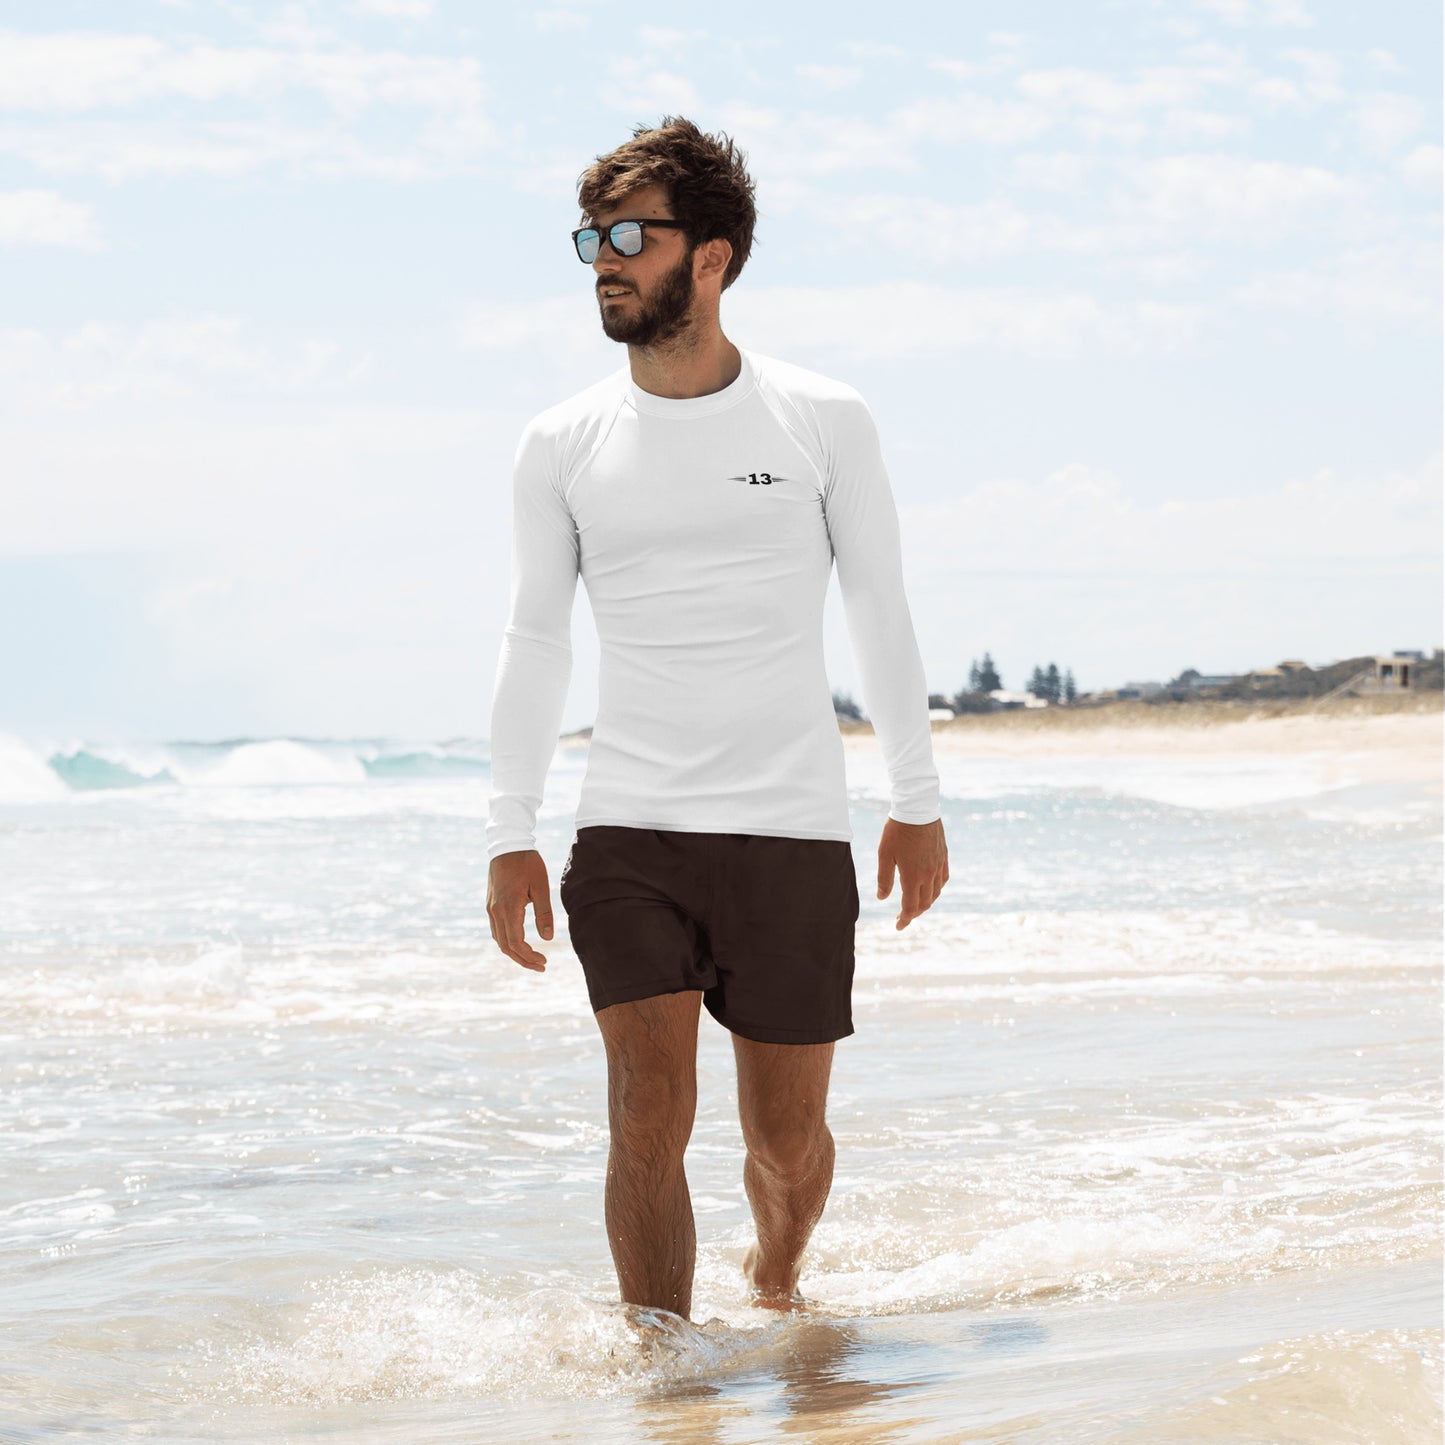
[876,816,948,930]
[487,849,554,972]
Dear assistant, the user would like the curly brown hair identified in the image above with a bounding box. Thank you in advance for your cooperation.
[576,115,758,292]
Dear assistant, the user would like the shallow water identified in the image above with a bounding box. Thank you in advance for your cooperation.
[1,733,1440,1442]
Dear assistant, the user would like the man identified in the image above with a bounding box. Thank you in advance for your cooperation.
[486,116,948,1325]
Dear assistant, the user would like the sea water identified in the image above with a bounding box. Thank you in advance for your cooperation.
[0,731,1439,1443]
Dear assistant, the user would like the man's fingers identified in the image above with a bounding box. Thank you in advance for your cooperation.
[491,902,546,971]
[533,894,554,941]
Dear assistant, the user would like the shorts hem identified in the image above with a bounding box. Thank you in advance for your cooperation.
[590,978,708,1012]
[707,1008,854,1045]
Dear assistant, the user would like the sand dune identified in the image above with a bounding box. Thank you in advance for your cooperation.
[842,697,1443,789]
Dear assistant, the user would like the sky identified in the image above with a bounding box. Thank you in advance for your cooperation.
[0,0,1440,742]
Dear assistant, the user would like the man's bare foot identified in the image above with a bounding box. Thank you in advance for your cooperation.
[741,1241,808,1312]
[621,1302,688,1347]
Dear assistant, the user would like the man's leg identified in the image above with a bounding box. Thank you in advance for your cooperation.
[734,1034,836,1308]
[595,988,703,1320]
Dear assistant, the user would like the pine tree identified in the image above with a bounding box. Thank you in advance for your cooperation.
[1064,668,1077,705]
[979,652,1001,692]
[968,658,981,692]
[1027,664,1046,698]
[1045,662,1061,704]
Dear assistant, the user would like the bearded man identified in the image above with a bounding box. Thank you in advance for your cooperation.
[486,115,948,1324]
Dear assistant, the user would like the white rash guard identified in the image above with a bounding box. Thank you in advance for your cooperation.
[485,345,941,862]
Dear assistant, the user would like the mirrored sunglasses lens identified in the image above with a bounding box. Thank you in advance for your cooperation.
[576,229,600,263]
[611,221,643,256]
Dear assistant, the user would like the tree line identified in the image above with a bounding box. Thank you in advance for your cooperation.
[834,651,1078,722]
[934,653,1077,711]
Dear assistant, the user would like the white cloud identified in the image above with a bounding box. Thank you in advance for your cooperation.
[0,189,101,248]
[0,29,486,116]
[795,64,863,91]
[1,388,507,555]
[1231,241,1441,326]
[1278,47,1342,101]
[901,450,1440,581]
[255,4,340,47]
[534,10,589,31]
[795,192,1115,264]
[457,282,1207,364]
[599,60,698,115]
[1012,149,1095,195]
[1196,0,1313,27]
[353,0,434,17]
[0,315,372,411]
[719,93,1051,181]
[1364,47,1404,76]
[458,294,598,356]
[1398,144,1442,190]
[636,26,691,51]
[1111,153,1353,239]
[839,42,906,61]
[1349,92,1424,154]
[1016,65,1208,117]
[1160,107,1249,141]
[0,112,494,182]
[728,283,1206,361]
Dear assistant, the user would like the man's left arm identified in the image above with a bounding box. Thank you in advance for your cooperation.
[822,391,949,930]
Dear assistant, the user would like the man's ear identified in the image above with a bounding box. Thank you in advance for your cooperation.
[694,236,733,286]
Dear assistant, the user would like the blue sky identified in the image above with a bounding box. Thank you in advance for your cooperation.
[1,0,1439,742]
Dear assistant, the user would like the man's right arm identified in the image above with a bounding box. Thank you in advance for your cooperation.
[485,418,580,865]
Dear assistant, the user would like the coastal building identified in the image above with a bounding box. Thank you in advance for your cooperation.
[1116,680,1164,699]
[1364,654,1421,690]
[928,706,957,722]
[989,689,1048,710]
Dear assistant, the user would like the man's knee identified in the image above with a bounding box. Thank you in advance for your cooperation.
[745,1119,831,1178]
[607,1063,696,1154]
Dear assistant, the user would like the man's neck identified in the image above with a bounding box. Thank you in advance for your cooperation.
[627,325,742,401]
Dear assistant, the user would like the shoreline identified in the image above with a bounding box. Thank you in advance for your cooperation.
[841,694,1442,788]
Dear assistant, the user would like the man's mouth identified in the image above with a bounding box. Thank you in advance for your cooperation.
[600,287,631,299]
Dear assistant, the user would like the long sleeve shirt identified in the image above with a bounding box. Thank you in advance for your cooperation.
[485,346,941,862]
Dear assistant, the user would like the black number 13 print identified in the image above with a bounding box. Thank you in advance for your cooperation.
[747,472,774,485]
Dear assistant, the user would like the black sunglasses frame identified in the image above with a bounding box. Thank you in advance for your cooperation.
[572,218,687,263]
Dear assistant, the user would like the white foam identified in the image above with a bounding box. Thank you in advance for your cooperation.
[211,1267,792,1404]
[845,746,1402,813]
[197,740,368,787]
[0,733,67,803]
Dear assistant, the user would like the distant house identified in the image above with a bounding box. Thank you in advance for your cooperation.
[928,706,957,722]
[1364,654,1421,690]
[1116,680,1164,699]
[1189,674,1236,689]
[989,689,1048,710]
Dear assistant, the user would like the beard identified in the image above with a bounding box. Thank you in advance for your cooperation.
[598,245,697,348]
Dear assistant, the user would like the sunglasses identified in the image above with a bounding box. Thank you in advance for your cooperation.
[572,218,686,264]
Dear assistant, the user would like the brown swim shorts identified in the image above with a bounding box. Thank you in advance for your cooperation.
[558,825,860,1045]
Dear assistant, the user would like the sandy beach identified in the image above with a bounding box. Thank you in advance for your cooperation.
[842,695,1443,791]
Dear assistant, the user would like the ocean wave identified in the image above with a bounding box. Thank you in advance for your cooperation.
[0,733,496,800]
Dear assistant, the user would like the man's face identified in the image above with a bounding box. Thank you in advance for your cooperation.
[586,183,697,348]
